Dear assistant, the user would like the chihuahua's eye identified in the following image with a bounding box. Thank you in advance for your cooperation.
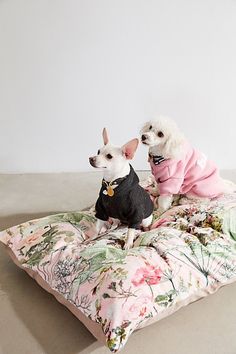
[106,154,113,159]
[157,131,164,138]
[97,150,100,155]
[149,125,152,130]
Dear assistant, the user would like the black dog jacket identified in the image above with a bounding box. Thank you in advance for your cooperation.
[95,165,153,229]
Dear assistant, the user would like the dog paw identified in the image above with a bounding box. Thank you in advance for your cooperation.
[123,240,133,250]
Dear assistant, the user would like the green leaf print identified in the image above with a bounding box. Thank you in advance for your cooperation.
[50,212,96,225]
[23,226,63,266]
[155,289,178,307]
[222,208,236,241]
[155,294,169,307]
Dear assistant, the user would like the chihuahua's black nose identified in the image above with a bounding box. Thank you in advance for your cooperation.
[89,156,96,167]
[141,134,147,141]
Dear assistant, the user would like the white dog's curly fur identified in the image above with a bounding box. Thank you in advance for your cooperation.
[140,115,236,214]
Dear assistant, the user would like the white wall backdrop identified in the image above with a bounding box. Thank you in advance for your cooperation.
[0,0,236,173]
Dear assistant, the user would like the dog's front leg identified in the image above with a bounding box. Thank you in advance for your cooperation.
[157,195,173,214]
[96,219,107,235]
[124,228,135,250]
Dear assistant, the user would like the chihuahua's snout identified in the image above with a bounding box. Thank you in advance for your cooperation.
[89,156,96,167]
[141,134,147,141]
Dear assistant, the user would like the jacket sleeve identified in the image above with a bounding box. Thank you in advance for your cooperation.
[95,197,109,221]
[127,210,143,229]
[126,190,144,229]
[158,163,185,196]
[158,176,184,195]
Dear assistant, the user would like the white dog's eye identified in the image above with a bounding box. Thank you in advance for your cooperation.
[97,150,100,155]
[149,125,152,130]
[157,131,164,138]
[106,153,113,159]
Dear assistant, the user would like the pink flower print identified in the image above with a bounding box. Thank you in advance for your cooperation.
[132,264,162,287]
[17,230,44,254]
[151,218,169,230]
[139,306,147,317]
[128,295,152,320]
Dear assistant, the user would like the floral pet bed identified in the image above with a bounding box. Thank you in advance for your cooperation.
[1,178,236,352]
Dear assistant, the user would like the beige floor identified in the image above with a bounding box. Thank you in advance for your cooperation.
[1,171,236,354]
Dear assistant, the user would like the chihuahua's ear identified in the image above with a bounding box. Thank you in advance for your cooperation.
[102,128,109,145]
[122,138,139,160]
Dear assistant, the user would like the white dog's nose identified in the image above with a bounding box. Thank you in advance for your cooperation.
[141,134,147,141]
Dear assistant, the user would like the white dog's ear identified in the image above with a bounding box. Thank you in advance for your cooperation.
[162,133,185,159]
[122,138,139,160]
[102,128,109,145]
[140,121,152,134]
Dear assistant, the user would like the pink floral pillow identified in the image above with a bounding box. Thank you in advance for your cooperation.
[1,192,236,352]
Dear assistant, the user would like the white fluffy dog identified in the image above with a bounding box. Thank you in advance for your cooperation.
[140,116,235,214]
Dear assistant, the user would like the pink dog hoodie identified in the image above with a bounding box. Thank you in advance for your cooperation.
[149,141,225,198]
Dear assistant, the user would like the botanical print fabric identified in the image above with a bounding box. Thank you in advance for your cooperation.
[1,182,236,352]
